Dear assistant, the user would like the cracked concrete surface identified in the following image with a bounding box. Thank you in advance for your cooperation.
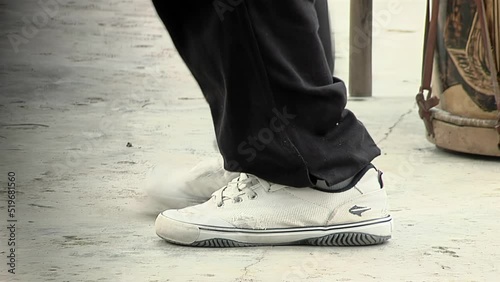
[376,108,414,144]
[1,0,499,281]
[238,250,267,281]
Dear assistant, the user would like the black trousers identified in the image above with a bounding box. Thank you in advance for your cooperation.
[152,0,380,187]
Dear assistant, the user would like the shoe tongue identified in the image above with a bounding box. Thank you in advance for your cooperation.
[239,173,249,180]
[237,173,261,188]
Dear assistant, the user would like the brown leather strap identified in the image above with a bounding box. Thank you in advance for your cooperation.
[416,0,440,136]
[421,0,440,93]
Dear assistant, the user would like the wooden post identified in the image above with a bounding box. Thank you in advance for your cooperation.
[349,0,373,97]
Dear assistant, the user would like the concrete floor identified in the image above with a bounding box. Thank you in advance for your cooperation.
[1,0,499,281]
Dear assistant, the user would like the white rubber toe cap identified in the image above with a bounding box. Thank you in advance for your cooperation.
[162,208,234,228]
[155,213,201,245]
[155,209,234,245]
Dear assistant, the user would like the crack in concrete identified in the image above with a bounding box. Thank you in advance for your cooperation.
[377,107,415,145]
[0,123,50,128]
[238,249,268,281]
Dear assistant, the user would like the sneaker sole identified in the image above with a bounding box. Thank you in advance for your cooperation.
[156,214,392,247]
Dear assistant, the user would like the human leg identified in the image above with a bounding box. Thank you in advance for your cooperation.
[152,0,380,188]
[151,0,391,246]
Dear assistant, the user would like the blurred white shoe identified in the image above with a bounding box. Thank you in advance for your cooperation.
[145,157,239,211]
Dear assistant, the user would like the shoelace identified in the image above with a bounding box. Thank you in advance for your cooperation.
[213,173,274,207]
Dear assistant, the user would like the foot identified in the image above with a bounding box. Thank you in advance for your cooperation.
[155,167,392,247]
[145,157,239,211]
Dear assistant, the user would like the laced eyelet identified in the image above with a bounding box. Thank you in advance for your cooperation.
[249,194,258,200]
[217,202,224,207]
[233,197,243,203]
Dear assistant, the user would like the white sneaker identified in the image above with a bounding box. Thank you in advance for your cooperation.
[145,157,239,210]
[155,167,392,247]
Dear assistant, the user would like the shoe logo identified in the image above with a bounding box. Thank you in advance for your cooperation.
[349,205,371,217]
